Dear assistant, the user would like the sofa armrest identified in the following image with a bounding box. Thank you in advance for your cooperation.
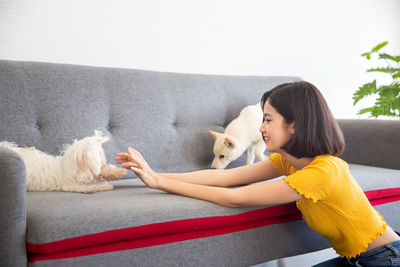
[0,147,27,267]
[337,119,400,170]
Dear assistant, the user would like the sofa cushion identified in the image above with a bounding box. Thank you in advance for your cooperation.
[26,163,400,263]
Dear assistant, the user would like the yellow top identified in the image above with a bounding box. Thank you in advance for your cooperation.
[269,153,387,258]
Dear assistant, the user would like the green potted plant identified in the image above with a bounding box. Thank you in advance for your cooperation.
[353,41,400,118]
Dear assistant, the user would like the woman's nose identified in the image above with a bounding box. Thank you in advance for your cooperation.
[259,123,266,133]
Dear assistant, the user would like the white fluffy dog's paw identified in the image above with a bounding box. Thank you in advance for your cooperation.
[98,164,128,181]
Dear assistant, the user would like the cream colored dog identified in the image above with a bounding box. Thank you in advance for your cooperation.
[209,103,266,169]
[0,131,127,193]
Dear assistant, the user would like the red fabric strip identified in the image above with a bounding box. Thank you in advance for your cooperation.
[27,202,299,255]
[29,212,303,262]
[27,187,400,263]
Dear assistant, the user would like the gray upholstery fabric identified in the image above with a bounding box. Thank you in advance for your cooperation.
[26,164,400,246]
[0,59,399,266]
[28,201,400,267]
[349,164,400,191]
[338,119,400,170]
[30,220,330,267]
[0,148,27,267]
[0,59,300,177]
[27,179,257,245]
[0,59,301,265]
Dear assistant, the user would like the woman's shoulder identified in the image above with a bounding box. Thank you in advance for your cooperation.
[268,153,296,175]
[313,154,347,163]
[270,153,349,176]
[310,154,349,172]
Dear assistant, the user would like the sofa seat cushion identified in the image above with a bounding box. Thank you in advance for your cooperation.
[26,164,400,263]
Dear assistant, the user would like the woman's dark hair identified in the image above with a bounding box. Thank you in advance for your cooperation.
[260,81,345,158]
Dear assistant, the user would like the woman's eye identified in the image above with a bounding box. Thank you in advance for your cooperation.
[219,155,225,159]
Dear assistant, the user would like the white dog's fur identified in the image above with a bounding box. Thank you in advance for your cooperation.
[209,103,266,169]
[0,131,127,193]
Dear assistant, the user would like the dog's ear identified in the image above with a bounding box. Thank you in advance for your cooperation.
[62,136,105,184]
[208,130,221,140]
[224,136,236,149]
[94,130,110,144]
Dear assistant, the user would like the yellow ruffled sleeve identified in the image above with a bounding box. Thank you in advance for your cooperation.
[269,154,340,203]
[283,156,340,203]
[268,153,295,176]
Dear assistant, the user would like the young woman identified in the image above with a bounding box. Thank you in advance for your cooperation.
[116,81,400,266]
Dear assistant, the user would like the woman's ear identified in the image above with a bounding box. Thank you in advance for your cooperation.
[289,121,295,135]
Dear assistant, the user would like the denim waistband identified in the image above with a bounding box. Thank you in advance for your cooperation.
[356,240,400,260]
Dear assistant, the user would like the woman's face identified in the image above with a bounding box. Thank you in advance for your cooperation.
[259,100,295,153]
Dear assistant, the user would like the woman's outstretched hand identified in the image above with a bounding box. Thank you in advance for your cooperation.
[116,147,159,189]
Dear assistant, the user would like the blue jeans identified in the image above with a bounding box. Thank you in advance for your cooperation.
[312,241,400,267]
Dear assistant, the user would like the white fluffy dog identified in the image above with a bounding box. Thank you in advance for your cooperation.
[209,103,266,169]
[0,131,127,193]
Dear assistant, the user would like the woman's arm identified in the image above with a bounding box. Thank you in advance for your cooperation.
[158,159,281,187]
[122,147,303,207]
[156,176,303,207]
[117,150,281,187]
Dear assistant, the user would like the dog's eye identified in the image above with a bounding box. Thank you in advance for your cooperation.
[219,155,225,159]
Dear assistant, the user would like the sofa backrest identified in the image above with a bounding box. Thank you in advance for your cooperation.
[0,60,300,177]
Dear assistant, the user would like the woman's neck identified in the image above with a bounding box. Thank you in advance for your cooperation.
[281,152,314,170]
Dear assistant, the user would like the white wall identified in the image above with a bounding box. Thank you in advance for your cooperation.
[1,0,399,119]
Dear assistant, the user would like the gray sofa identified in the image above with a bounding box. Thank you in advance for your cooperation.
[0,59,399,267]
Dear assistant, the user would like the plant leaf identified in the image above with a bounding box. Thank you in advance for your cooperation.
[377,84,400,97]
[371,41,388,53]
[373,85,400,117]
[361,52,371,60]
[353,80,376,105]
[356,41,400,118]
[367,67,400,74]
[392,97,400,116]
[357,106,376,116]
[379,53,400,63]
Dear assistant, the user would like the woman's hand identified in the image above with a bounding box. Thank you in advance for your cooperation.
[115,151,134,165]
[116,147,159,189]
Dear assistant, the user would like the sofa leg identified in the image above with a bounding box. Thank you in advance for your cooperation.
[277,258,286,267]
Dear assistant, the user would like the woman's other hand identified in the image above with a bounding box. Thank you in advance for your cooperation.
[115,152,130,165]
[121,147,159,189]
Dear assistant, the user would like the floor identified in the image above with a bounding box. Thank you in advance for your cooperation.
[252,248,338,267]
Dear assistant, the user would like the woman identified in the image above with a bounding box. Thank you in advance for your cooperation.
[116,81,400,266]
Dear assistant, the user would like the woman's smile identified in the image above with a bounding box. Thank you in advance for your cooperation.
[259,100,295,153]
[263,135,271,143]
